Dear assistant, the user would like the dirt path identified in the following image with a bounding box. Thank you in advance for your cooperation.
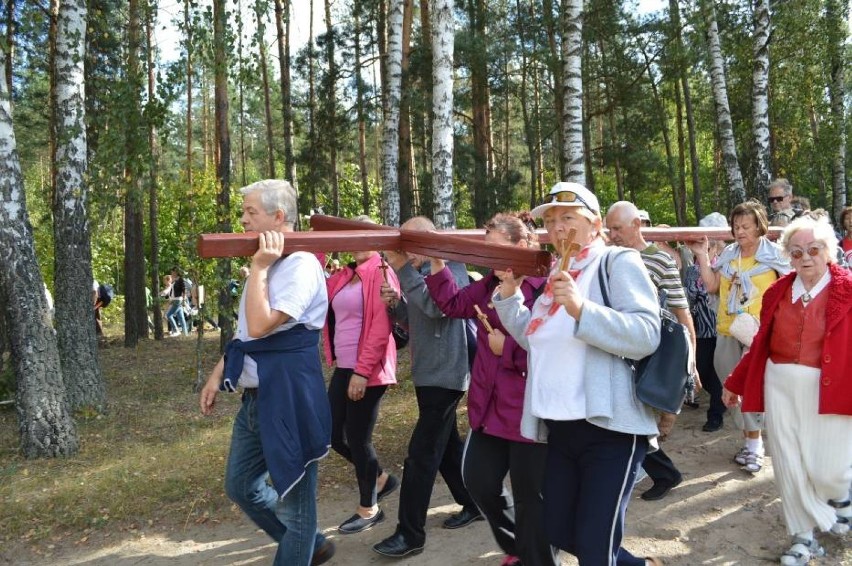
[5,406,850,565]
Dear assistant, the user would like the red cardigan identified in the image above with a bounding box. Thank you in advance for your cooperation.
[323,253,398,387]
[726,263,852,415]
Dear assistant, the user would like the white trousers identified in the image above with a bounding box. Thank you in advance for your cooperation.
[764,359,852,535]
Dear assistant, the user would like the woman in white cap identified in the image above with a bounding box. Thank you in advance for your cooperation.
[492,182,666,566]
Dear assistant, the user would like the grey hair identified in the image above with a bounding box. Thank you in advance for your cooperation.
[768,178,793,197]
[606,201,640,222]
[779,215,839,263]
[240,179,298,226]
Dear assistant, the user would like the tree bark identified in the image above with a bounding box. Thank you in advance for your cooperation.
[5,0,14,99]
[124,0,148,347]
[255,0,276,178]
[469,0,491,225]
[0,56,78,457]
[702,0,745,204]
[751,0,772,202]
[51,0,105,410]
[145,0,163,341]
[273,0,295,186]
[826,0,847,220]
[353,0,371,215]
[561,0,585,185]
[184,0,193,188]
[323,0,339,216]
[431,0,455,229]
[397,0,414,221]
[542,0,564,177]
[382,0,404,226]
[213,0,234,349]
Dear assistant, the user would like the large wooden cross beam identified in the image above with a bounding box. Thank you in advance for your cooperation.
[197,223,553,276]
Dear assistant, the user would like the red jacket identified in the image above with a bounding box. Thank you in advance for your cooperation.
[323,253,398,387]
[726,263,852,415]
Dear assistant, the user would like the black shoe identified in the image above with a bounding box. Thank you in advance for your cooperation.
[338,509,385,534]
[372,531,425,558]
[311,540,336,566]
[641,476,683,501]
[702,419,723,432]
[441,507,484,529]
[377,474,399,502]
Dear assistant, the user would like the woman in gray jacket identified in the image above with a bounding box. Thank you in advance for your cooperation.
[493,182,664,566]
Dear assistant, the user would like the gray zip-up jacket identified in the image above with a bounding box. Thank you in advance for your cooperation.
[493,247,660,441]
[389,261,471,391]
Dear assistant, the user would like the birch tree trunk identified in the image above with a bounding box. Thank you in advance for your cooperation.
[51,0,104,411]
[0,59,78,457]
[826,0,847,220]
[703,0,745,203]
[431,0,455,229]
[751,0,772,202]
[381,0,404,226]
[561,0,585,185]
[5,0,13,99]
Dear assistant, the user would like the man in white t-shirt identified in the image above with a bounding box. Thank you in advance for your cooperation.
[199,179,335,566]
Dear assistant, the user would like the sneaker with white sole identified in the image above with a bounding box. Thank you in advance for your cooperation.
[733,446,750,466]
[779,537,825,566]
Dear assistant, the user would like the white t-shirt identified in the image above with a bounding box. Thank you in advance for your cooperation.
[236,252,328,388]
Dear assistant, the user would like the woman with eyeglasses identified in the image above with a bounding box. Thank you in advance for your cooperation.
[722,215,852,566]
[492,182,665,566]
[687,200,791,474]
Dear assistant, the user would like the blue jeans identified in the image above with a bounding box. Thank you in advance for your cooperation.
[225,392,327,566]
[166,299,188,335]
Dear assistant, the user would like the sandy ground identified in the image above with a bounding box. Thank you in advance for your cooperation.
[4,404,850,566]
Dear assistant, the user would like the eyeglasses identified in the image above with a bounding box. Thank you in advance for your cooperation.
[788,245,825,259]
[768,196,786,203]
[542,190,595,214]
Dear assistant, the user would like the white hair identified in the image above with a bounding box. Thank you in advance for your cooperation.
[240,179,298,226]
[606,201,640,223]
[779,215,839,263]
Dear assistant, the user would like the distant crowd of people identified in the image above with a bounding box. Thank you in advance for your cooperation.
[198,178,851,566]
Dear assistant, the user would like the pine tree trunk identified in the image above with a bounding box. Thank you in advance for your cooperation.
[237,0,247,187]
[561,0,584,185]
[51,0,105,410]
[213,0,234,349]
[382,0,404,226]
[307,0,318,210]
[431,0,455,229]
[516,0,538,210]
[124,0,147,347]
[703,0,745,203]
[0,58,78,457]
[353,0,371,215]
[470,0,490,225]
[751,0,772,202]
[826,0,847,220]
[145,2,163,341]
[323,0,339,216]
[674,81,687,225]
[274,0,295,186]
[669,0,703,219]
[184,0,193,188]
[256,1,276,178]
[542,0,564,178]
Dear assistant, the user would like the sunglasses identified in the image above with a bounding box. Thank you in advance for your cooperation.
[768,196,786,203]
[542,190,595,213]
[788,245,824,259]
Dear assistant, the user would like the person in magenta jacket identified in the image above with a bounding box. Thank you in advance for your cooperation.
[724,216,852,566]
[425,213,557,566]
[322,224,401,536]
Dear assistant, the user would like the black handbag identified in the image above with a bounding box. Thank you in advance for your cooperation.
[597,254,691,414]
[391,322,409,350]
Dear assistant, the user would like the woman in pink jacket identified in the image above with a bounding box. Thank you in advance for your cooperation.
[323,220,400,535]
[724,215,852,566]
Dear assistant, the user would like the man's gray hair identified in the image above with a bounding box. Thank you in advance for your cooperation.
[769,178,793,196]
[240,179,298,226]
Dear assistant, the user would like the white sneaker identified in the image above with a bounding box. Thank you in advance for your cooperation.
[830,518,849,535]
[169,331,179,337]
[780,537,825,566]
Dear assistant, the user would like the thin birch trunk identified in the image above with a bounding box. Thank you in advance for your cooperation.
[561,0,584,185]
[382,0,404,226]
[751,0,772,202]
[703,0,745,203]
[431,0,455,229]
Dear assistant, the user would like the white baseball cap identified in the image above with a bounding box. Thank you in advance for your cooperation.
[530,182,601,220]
[638,210,651,224]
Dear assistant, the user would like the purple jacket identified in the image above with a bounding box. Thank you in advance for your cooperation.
[425,268,546,443]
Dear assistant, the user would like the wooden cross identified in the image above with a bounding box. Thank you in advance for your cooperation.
[197,216,552,276]
[473,304,495,335]
[556,228,582,273]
